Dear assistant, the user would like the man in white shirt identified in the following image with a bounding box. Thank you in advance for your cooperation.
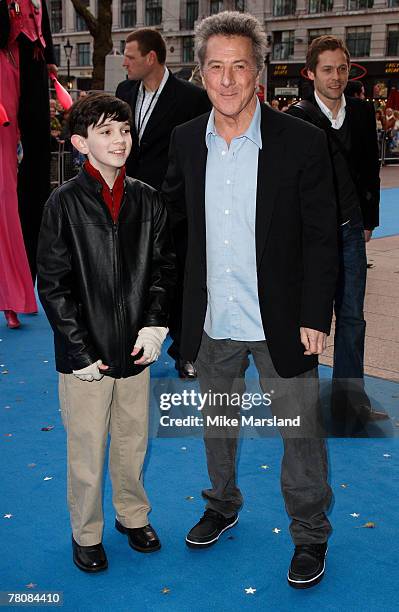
[288,36,388,432]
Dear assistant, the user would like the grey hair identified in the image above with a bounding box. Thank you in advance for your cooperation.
[195,11,267,73]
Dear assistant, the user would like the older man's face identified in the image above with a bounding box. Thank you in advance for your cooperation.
[201,35,259,120]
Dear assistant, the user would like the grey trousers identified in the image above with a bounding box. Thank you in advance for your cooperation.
[59,369,151,546]
[195,333,333,545]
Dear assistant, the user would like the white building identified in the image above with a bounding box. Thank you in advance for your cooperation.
[48,0,399,99]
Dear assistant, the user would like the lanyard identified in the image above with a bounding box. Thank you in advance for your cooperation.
[137,85,159,140]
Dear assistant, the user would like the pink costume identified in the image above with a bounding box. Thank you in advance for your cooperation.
[0,3,38,313]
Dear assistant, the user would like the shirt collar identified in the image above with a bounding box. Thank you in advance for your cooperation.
[140,66,169,96]
[205,97,262,149]
[84,160,126,191]
[314,90,346,122]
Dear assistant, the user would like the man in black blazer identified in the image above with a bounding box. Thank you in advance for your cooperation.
[287,36,388,430]
[163,12,338,588]
[116,29,211,379]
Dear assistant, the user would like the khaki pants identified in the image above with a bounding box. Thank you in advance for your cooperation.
[59,369,151,546]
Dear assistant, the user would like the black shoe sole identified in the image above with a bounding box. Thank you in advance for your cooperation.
[115,520,161,553]
[73,557,108,573]
[185,516,238,549]
[287,559,326,589]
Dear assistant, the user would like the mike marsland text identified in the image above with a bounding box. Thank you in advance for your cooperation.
[159,415,301,428]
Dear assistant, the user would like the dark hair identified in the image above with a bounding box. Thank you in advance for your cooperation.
[68,93,132,137]
[345,80,364,97]
[126,28,166,64]
[306,35,350,73]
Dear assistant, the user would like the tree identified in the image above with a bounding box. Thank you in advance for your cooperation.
[70,0,113,90]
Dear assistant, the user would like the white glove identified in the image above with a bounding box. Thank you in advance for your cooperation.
[72,360,104,382]
[132,327,168,364]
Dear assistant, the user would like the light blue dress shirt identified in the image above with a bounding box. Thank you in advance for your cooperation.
[204,99,265,341]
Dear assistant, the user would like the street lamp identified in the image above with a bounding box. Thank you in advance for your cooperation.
[63,38,73,89]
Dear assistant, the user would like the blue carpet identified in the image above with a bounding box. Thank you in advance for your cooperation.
[374,187,399,238]
[1,309,398,610]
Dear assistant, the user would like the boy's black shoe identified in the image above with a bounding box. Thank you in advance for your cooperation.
[115,519,161,552]
[72,537,108,573]
[287,543,327,589]
[185,509,238,548]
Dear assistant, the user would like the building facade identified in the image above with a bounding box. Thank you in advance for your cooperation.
[48,0,399,99]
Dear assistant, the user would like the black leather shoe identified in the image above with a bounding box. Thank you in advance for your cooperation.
[288,543,327,589]
[186,509,238,548]
[115,519,161,553]
[176,359,197,379]
[72,537,108,573]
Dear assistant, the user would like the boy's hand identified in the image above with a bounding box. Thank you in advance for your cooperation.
[72,360,109,381]
[132,327,168,365]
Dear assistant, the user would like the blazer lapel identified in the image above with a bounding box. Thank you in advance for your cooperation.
[130,81,140,145]
[190,120,208,275]
[140,72,177,141]
[255,105,286,269]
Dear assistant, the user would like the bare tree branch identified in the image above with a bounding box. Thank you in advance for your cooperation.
[68,0,113,90]
[69,0,97,35]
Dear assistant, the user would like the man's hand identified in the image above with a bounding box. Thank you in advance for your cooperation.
[131,327,168,365]
[72,359,109,381]
[47,64,58,78]
[300,327,327,355]
[364,229,373,243]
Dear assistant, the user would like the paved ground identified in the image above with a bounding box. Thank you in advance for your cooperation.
[380,165,399,189]
[320,166,399,382]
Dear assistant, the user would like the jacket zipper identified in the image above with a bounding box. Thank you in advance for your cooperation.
[113,223,126,375]
[113,191,128,375]
[110,187,115,220]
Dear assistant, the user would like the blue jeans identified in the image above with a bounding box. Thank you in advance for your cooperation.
[332,207,370,412]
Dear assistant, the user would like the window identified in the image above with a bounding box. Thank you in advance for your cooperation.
[273,0,296,16]
[387,25,399,56]
[145,0,162,25]
[121,0,136,28]
[76,0,89,32]
[50,0,62,33]
[388,0,399,6]
[272,31,294,60]
[235,0,245,10]
[346,26,371,57]
[210,0,223,14]
[53,44,61,67]
[183,37,195,63]
[308,0,333,13]
[308,28,332,44]
[347,0,373,9]
[77,43,91,66]
[120,40,126,54]
[188,0,198,29]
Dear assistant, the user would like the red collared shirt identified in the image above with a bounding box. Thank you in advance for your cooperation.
[84,160,125,222]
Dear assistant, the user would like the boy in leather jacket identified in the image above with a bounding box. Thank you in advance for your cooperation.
[37,93,175,573]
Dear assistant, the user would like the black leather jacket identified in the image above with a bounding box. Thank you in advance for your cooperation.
[37,168,176,378]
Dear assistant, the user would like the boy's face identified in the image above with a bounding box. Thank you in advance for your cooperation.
[71,116,132,175]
